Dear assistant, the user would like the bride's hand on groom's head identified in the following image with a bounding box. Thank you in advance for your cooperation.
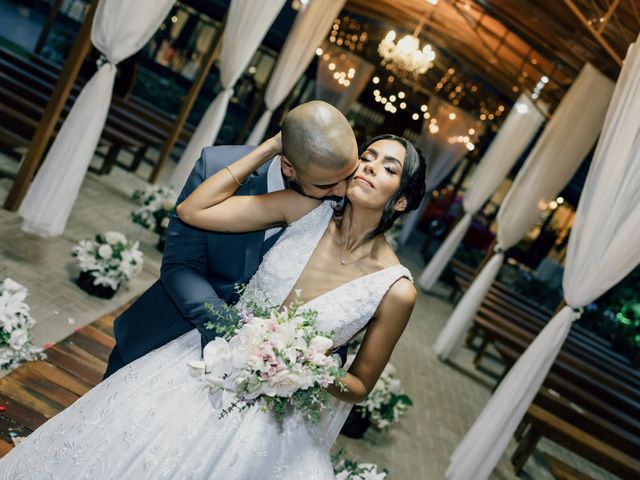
[265,132,283,156]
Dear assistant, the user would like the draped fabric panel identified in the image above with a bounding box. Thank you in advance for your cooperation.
[417,95,546,290]
[169,0,286,189]
[20,0,174,236]
[397,97,480,245]
[314,42,374,114]
[433,63,614,360]
[446,39,640,480]
[246,0,346,145]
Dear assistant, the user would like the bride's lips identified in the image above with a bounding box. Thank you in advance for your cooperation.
[354,176,374,188]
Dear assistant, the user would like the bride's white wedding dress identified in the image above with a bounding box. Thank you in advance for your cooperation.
[0,203,411,479]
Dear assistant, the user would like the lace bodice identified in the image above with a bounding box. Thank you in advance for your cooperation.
[239,202,412,347]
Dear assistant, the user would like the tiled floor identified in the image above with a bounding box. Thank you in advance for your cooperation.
[0,150,616,479]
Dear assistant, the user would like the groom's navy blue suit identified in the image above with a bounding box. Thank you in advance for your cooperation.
[104,145,282,377]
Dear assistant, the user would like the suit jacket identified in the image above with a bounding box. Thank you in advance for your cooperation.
[113,145,283,365]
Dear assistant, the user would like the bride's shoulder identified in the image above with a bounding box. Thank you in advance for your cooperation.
[268,190,322,225]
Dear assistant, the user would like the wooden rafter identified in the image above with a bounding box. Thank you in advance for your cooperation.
[562,0,623,66]
[597,0,622,33]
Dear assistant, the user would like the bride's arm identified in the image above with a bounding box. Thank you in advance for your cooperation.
[326,278,416,404]
[177,135,320,232]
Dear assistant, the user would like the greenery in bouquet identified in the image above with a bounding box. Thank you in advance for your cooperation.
[192,287,346,424]
[72,231,144,291]
[0,278,45,371]
[332,449,387,480]
[130,185,177,236]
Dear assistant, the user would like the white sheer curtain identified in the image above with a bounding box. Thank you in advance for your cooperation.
[446,39,640,480]
[169,0,285,189]
[433,63,614,360]
[418,95,546,291]
[397,97,481,245]
[19,0,174,236]
[246,0,346,145]
[314,42,374,114]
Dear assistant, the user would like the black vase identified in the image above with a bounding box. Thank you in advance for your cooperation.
[340,406,371,438]
[76,271,117,299]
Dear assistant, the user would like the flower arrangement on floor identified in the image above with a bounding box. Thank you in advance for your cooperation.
[71,231,144,299]
[189,289,345,424]
[0,278,45,371]
[341,341,413,437]
[358,361,413,429]
[130,185,177,252]
[332,449,387,480]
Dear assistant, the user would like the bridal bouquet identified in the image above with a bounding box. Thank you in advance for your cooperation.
[72,231,143,296]
[0,278,45,371]
[190,291,345,423]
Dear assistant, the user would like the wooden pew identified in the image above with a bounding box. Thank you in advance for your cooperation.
[0,47,195,173]
[513,403,640,480]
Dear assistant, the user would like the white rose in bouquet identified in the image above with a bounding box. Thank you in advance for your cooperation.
[160,217,170,229]
[98,244,113,259]
[104,231,127,245]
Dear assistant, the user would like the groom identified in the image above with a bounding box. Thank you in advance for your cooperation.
[104,101,359,377]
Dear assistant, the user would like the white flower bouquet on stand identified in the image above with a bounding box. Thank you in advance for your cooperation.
[130,185,177,252]
[0,278,45,371]
[190,291,345,424]
[359,362,413,429]
[341,347,412,437]
[71,231,144,299]
[332,449,388,480]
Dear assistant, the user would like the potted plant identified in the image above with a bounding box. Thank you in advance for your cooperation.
[71,231,144,299]
[0,278,45,372]
[131,185,176,252]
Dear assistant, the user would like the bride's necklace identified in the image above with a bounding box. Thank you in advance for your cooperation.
[338,231,370,266]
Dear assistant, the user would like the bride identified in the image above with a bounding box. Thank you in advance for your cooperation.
[0,133,426,479]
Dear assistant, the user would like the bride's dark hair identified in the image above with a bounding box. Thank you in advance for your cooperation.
[337,134,428,240]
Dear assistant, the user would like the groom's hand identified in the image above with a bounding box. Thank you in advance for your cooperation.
[334,345,348,367]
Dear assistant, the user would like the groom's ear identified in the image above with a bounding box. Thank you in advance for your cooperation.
[280,155,297,180]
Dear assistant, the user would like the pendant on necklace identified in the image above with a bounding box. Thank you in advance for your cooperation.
[340,257,346,265]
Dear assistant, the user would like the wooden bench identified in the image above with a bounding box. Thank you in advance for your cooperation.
[0,47,195,173]
[513,404,640,480]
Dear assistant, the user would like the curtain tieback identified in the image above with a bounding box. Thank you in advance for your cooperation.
[96,55,116,70]
[493,244,506,254]
[569,306,584,321]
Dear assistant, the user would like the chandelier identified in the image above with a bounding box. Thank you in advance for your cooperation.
[378,8,435,80]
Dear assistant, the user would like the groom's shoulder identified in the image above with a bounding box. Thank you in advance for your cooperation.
[200,145,256,174]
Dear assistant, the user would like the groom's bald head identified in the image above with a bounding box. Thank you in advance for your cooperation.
[280,101,358,199]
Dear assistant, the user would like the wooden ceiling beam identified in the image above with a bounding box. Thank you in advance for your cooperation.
[597,0,622,34]
[563,0,623,66]
[473,0,581,75]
